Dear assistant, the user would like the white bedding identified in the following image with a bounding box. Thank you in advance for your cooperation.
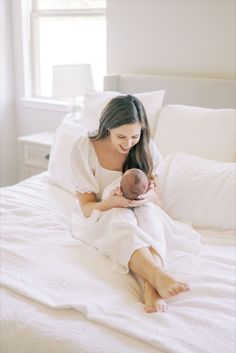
[1,173,236,353]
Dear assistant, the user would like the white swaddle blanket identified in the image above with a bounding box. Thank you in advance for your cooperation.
[71,178,202,274]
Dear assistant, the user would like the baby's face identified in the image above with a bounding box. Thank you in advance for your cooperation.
[120,170,148,200]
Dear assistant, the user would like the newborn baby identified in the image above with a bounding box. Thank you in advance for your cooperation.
[120,168,149,200]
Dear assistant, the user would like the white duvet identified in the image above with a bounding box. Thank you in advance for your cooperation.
[1,173,236,353]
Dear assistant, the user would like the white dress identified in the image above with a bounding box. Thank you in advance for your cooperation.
[70,130,201,274]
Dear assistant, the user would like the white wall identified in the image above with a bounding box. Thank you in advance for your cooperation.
[0,0,17,186]
[107,0,236,79]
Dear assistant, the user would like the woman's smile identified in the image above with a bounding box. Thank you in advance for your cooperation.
[119,144,130,153]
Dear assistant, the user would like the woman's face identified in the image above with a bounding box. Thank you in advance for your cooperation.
[109,123,142,154]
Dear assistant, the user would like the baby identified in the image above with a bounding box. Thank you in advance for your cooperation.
[102,168,150,202]
[120,168,149,200]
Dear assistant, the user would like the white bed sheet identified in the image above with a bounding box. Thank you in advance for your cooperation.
[1,174,236,353]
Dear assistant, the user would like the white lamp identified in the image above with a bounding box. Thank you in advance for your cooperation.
[52,63,94,120]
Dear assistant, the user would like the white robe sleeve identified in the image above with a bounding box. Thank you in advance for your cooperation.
[70,136,99,195]
[48,122,98,194]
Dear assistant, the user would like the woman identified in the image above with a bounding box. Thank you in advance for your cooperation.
[70,95,189,313]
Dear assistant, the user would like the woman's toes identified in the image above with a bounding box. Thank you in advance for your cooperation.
[168,289,177,296]
[181,282,190,291]
[145,305,157,313]
[167,282,189,297]
[159,302,168,312]
[178,282,189,293]
[145,299,168,313]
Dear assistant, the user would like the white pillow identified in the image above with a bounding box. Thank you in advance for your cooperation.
[154,104,236,162]
[78,90,165,136]
[159,153,236,230]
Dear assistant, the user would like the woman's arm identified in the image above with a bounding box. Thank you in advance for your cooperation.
[77,188,148,217]
[76,192,110,217]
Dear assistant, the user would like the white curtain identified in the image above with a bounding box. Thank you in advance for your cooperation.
[0,0,17,186]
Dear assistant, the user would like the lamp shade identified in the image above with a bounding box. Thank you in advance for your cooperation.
[52,64,94,98]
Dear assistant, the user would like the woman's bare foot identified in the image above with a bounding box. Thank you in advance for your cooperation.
[149,267,189,299]
[128,247,189,300]
[143,280,168,313]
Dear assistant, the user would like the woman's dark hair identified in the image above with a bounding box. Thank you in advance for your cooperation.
[89,95,153,178]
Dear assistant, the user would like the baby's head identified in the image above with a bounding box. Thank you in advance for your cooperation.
[120,168,149,200]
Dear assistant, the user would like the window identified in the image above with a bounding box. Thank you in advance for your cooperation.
[31,0,106,98]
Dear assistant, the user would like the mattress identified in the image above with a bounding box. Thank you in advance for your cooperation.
[1,173,235,353]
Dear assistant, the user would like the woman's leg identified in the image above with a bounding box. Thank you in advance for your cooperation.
[129,246,189,299]
[142,247,168,313]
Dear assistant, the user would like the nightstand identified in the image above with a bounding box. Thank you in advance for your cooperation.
[18,131,54,178]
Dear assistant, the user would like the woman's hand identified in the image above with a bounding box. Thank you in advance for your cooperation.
[137,181,162,207]
[106,187,148,209]
[137,189,156,202]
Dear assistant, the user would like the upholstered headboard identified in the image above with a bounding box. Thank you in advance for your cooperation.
[104,74,236,109]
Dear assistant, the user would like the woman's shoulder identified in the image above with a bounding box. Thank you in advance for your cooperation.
[70,131,100,194]
[51,122,91,162]
[72,125,92,149]
[71,127,101,172]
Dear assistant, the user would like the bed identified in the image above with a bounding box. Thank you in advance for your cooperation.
[1,73,236,353]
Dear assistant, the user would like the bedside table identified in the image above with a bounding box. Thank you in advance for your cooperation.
[18,131,54,178]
